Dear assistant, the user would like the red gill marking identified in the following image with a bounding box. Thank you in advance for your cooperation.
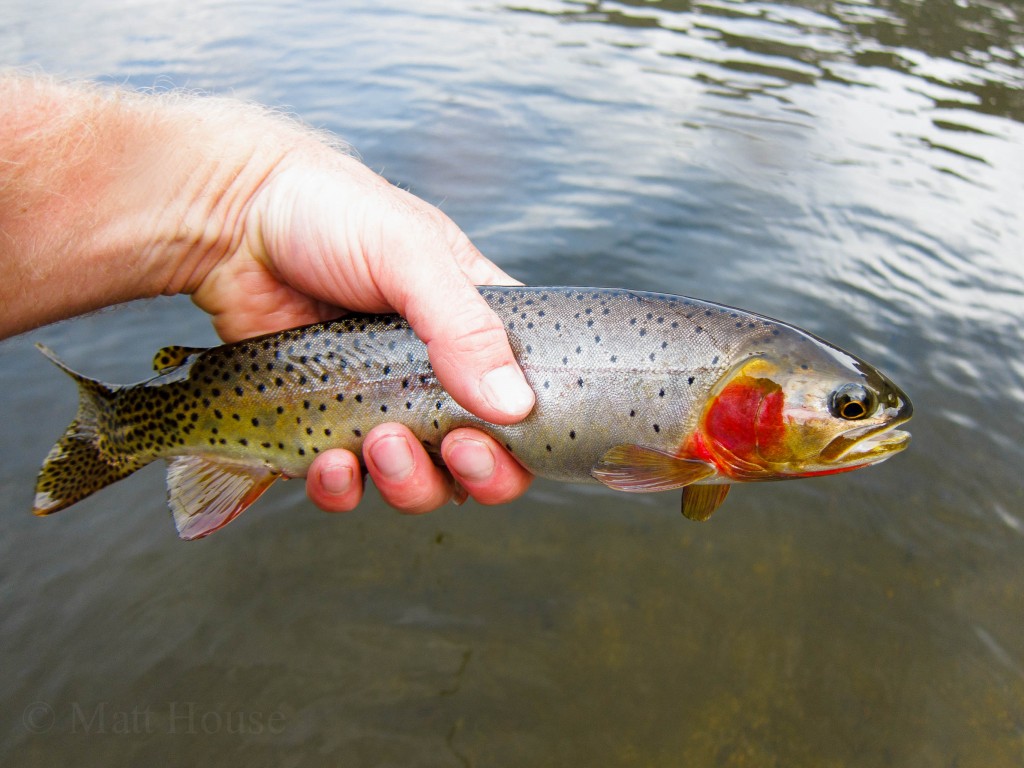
[703,376,786,462]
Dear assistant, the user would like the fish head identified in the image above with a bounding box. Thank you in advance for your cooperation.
[695,334,912,481]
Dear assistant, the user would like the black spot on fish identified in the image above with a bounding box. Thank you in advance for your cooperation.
[688,376,695,385]
[653,424,660,433]
[251,418,260,427]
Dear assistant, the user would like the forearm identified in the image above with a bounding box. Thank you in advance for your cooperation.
[0,73,288,338]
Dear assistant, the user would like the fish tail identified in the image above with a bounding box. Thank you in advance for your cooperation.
[33,345,146,516]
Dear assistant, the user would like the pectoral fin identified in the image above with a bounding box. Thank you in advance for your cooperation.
[166,455,279,540]
[591,444,716,493]
[681,484,731,522]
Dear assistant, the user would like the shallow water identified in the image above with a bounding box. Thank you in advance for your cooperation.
[2,0,1023,765]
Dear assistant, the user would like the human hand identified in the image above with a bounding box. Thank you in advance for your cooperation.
[189,145,535,513]
[0,75,531,513]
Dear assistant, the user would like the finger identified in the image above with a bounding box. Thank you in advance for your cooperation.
[380,211,536,426]
[362,423,454,514]
[447,228,522,288]
[441,429,533,505]
[305,448,364,513]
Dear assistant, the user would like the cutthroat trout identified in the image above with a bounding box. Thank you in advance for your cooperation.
[33,287,912,539]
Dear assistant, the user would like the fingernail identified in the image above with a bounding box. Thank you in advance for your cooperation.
[480,364,535,417]
[447,437,496,482]
[320,461,353,496]
[367,434,415,481]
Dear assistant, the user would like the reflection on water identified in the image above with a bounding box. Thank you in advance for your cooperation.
[1,0,1023,765]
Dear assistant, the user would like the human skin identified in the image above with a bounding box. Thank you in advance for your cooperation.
[0,72,534,514]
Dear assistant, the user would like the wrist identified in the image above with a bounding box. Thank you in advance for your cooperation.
[0,76,291,337]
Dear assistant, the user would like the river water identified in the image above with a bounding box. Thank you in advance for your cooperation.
[1,1,1022,765]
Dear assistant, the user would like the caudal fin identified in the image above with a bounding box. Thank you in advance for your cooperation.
[33,345,146,516]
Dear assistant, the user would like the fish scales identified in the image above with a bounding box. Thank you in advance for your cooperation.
[33,286,912,539]
[107,288,767,480]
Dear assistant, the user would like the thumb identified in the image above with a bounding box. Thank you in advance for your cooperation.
[384,231,535,426]
[413,286,536,425]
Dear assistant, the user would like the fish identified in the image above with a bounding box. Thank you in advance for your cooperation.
[32,286,912,539]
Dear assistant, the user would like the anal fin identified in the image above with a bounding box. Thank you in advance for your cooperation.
[166,455,279,540]
[681,484,731,522]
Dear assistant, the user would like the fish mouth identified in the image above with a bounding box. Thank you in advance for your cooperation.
[821,421,912,466]
[820,381,913,467]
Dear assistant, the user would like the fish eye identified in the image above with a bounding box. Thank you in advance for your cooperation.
[829,383,875,421]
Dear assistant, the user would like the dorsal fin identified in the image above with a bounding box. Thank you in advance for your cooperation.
[591,444,716,493]
[152,345,208,373]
